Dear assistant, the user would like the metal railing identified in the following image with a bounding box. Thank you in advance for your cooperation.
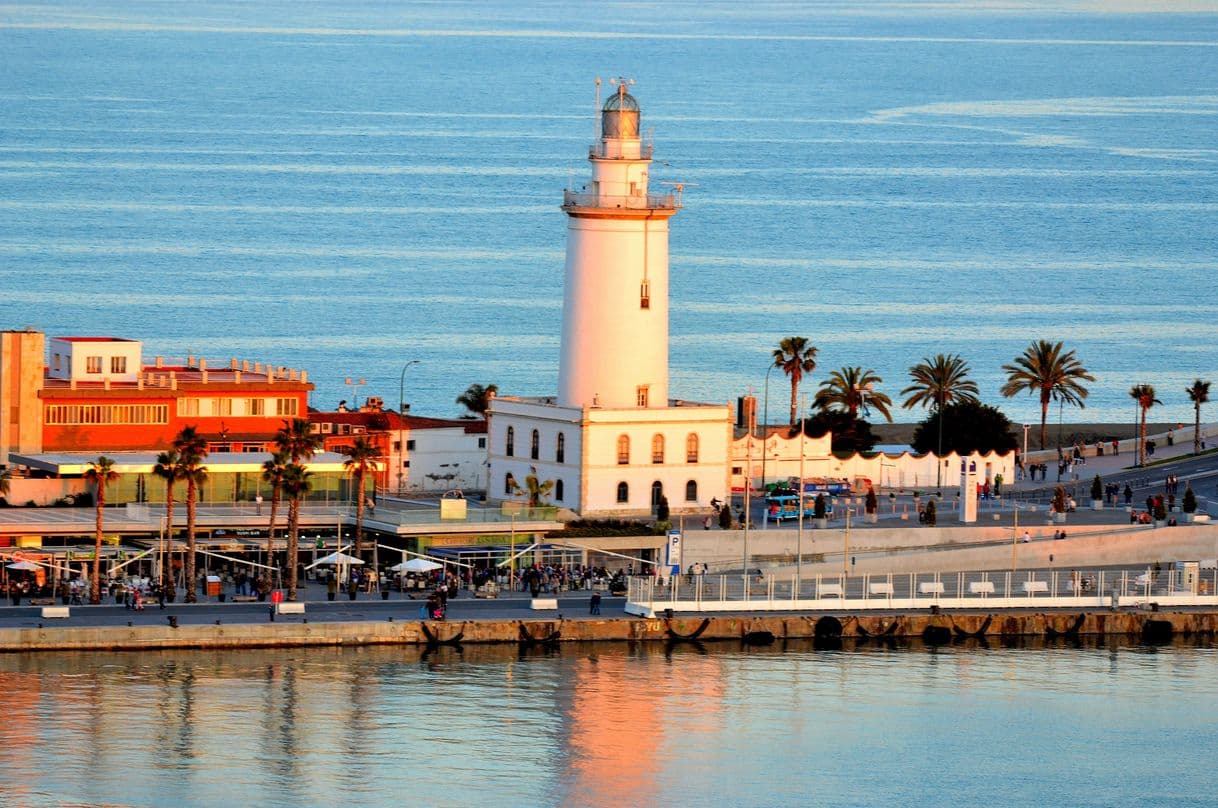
[626,565,1218,616]
[562,189,677,210]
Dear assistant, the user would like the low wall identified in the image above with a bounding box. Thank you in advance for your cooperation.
[0,610,1214,653]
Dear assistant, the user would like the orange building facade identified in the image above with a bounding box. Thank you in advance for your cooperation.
[1,331,312,462]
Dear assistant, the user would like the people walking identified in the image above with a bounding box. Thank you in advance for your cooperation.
[590,591,602,615]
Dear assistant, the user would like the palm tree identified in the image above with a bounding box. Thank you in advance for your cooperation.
[260,450,288,590]
[902,353,979,488]
[83,456,118,604]
[1000,340,1095,450]
[772,337,818,426]
[282,463,312,601]
[342,437,381,560]
[172,426,209,603]
[511,466,554,508]
[1130,384,1162,467]
[456,383,499,417]
[0,467,11,503]
[152,449,185,596]
[813,367,893,422]
[1187,379,1211,455]
[275,418,321,600]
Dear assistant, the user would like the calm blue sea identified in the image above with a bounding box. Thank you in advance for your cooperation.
[2,1,1217,424]
[0,641,1215,807]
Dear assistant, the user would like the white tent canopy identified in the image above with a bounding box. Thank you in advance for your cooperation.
[313,551,364,566]
[391,558,441,573]
[5,561,41,571]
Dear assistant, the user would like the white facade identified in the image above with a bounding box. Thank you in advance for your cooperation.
[728,430,1017,495]
[403,424,488,493]
[47,337,142,384]
[489,397,731,516]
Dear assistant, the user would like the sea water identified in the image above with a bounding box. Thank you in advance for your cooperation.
[1,0,1217,423]
[0,640,1215,807]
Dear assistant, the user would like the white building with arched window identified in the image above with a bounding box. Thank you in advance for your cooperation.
[488,80,731,517]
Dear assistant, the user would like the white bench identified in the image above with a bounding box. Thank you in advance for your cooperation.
[41,606,70,618]
[918,582,945,596]
[530,598,559,610]
[276,602,306,615]
[817,584,844,598]
[868,582,894,597]
[1022,581,1049,595]
[968,581,996,595]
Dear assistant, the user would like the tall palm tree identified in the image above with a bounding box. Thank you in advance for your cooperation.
[1187,379,1211,455]
[902,353,979,488]
[83,456,118,605]
[814,367,893,422]
[455,383,499,417]
[172,426,209,603]
[260,450,288,590]
[772,337,818,426]
[275,419,321,600]
[282,463,312,601]
[342,437,381,560]
[1130,384,1162,467]
[1000,340,1095,450]
[152,449,185,595]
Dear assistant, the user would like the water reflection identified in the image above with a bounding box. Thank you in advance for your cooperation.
[0,638,1213,806]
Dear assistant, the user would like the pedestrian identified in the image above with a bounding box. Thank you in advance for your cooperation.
[1022,530,1030,543]
[590,591,602,615]
[1124,484,1133,505]
[255,492,263,515]
[1112,438,1119,456]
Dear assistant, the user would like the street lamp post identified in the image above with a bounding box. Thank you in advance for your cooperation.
[796,394,806,592]
[398,361,420,494]
[761,362,777,492]
[345,377,367,409]
[1021,423,1030,476]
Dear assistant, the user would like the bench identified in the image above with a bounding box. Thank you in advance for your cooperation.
[868,582,894,597]
[530,598,559,610]
[474,591,498,599]
[230,595,259,603]
[276,602,306,615]
[968,581,996,595]
[30,598,56,606]
[918,582,945,596]
[817,584,844,598]
[1021,581,1049,595]
[41,606,70,618]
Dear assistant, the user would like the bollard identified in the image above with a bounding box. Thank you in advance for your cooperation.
[269,606,275,622]
[167,615,179,629]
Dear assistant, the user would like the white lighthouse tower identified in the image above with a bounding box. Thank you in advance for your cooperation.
[558,79,677,410]
[488,79,730,517]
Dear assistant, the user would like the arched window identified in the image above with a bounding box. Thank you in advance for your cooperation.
[530,429,540,460]
[616,434,630,465]
[555,479,564,501]
[505,426,515,457]
[650,481,664,512]
[651,433,665,464]
[616,481,629,503]
[685,479,698,502]
[504,472,515,495]
[556,432,566,463]
[686,432,699,463]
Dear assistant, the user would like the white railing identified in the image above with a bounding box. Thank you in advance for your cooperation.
[625,566,1218,616]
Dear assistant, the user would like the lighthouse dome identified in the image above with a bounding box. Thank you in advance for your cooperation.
[601,90,640,139]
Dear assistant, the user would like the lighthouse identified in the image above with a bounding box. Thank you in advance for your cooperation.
[558,79,679,410]
[488,79,729,517]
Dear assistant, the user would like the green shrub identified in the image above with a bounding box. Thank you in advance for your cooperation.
[718,504,733,530]
[1091,475,1103,501]
[1052,486,1067,514]
[813,494,827,519]
[1183,487,1197,514]
[924,498,937,527]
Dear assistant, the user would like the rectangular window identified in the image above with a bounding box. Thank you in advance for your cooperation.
[275,397,298,416]
[110,356,127,374]
[215,398,233,417]
[179,398,200,417]
[45,403,168,426]
[478,437,487,449]
[247,398,265,416]
[636,386,649,407]
[52,354,61,372]
[86,356,102,374]
[406,440,416,450]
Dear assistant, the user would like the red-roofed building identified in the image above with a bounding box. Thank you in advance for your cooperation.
[1,330,312,462]
[309,406,487,493]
